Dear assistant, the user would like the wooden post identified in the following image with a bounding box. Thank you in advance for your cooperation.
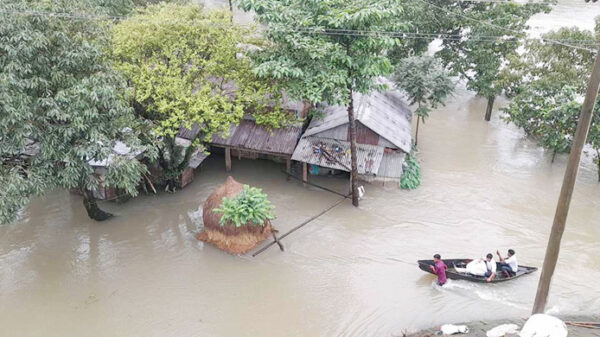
[225,147,232,172]
[532,43,600,314]
[302,162,308,187]
[286,158,291,181]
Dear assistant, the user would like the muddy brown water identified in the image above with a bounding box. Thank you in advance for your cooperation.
[2,2,600,337]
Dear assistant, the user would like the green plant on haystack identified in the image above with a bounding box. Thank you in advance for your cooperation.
[401,149,421,190]
[214,185,275,227]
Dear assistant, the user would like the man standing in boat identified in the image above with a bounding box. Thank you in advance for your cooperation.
[430,254,447,286]
[497,249,518,277]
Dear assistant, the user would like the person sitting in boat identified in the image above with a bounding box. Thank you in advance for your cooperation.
[430,254,447,286]
[497,249,518,277]
[484,253,497,283]
[454,254,497,282]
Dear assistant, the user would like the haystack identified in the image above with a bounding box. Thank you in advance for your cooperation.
[196,176,272,254]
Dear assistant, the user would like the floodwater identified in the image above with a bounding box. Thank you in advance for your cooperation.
[2,3,600,337]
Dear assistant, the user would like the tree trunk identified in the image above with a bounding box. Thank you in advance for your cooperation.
[228,0,233,22]
[551,149,557,163]
[83,190,113,221]
[415,117,421,147]
[347,89,359,207]
[484,96,495,121]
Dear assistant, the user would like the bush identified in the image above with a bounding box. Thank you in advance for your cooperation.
[401,150,421,190]
[214,185,275,227]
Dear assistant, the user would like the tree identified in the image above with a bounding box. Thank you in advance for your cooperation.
[238,0,405,206]
[432,1,550,121]
[589,112,600,182]
[502,27,596,97]
[503,85,580,162]
[0,0,154,223]
[503,25,600,179]
[387,1,439,65]
[393,55,454,146]
[111,4,287,185]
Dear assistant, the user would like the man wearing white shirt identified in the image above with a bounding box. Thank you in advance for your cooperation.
[484,253,497,282]
[497,249,518,277]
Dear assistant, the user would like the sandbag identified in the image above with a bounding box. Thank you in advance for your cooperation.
[487,323,519,337]
[520,314,567,337]
[440,324,469,335]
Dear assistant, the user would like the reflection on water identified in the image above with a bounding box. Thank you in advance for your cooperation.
[2,2,600,337]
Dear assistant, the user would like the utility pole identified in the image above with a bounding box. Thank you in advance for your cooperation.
[532,43,600,314]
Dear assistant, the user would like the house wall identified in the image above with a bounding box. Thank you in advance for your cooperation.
[180,167,195,188]
[358,174,400,188]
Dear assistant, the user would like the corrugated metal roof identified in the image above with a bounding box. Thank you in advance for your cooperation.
[376,151,406,179]
[303,82,413,153]
[291,137,383,175]
[89,141,144,167]
[211,120,302,156]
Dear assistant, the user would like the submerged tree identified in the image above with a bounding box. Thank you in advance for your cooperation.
[238,0,405,206]
[503,85,580,162]
[502,27,597,97]
[112,4,287,181]
[431,0,550,121]
[0,0,153,223]
[394,55,454,146]
[503,85,600,178]
[503,24,600,179]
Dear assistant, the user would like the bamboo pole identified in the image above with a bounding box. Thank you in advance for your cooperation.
[252,195,348,257]
[532,43,600,314]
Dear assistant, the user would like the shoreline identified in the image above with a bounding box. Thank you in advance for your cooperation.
[407,315,600,337]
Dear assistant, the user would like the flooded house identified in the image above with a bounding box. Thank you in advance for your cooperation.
[209,116,303,173]
[174,124,210,188]
[89,140,146,200]
[291,87,413,187]
[208,94,306,173]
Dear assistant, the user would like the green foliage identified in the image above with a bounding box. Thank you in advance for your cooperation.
[111,4,285,141]
[253,107,295,129]
[387,0,446,65]
[503,84,600,180]
[214,185,275,227]
[431,0,550,115]
[503,27,597,97]
[0,0,154,223]
[157,136,194,191]
[237,0,406,106]
[502,23,600,179]
[393,55,454,144]
[308,109,326,120]
[502,85,580,160]
[401,150,421,190]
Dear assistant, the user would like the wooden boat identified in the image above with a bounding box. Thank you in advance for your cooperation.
[418,258,538,283]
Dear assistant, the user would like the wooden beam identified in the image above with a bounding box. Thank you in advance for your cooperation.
[209,145,290,158]
[225,147,232,172]
[302,162,308,187]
